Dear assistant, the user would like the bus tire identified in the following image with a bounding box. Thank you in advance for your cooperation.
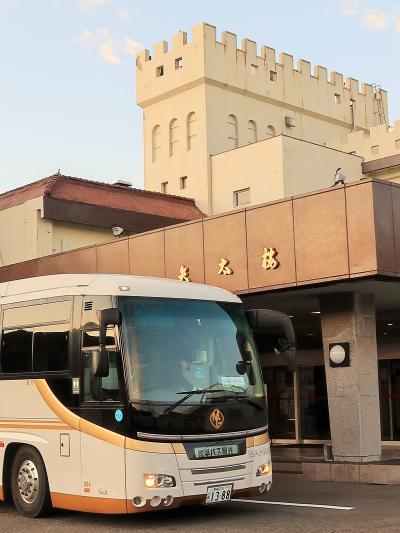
[10,445,51,518]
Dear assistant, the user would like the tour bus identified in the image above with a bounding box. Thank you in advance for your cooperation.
[0,274,295,518]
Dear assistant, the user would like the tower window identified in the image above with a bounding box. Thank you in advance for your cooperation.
[371,145,379,155]
[228,114,239,149]
[334,93,341,104]
[187,111,198,151]
[270,70,277,82]
[151,125,161,163]
[250,64,258,75]
[156,65,164,77]
[175,57,183,69]
[395,139,400,149]
[180,176,187,190]
[233,188,250,208]
[161,181,168,194]
[169,118,179,156]
[266,125,276,139]
[248,120,257,144]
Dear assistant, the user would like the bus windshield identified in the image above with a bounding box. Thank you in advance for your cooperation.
[118,297,265,404]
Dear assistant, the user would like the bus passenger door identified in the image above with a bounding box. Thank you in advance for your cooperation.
[79,327,127,507]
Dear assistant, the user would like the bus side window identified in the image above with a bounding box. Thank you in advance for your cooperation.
[81,329,120,403]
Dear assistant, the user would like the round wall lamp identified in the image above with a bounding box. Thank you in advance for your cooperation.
[329,342,350,368]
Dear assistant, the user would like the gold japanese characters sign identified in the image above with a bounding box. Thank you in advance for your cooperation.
[177,248,279,281]
[262,247,279,270]
[217,258,233,276]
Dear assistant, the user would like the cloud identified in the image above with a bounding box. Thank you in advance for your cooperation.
[99,41,121,64]
[341,0,362,17]
[361,8,387,31]
[74,27,122,65]
[74,29,95,46]
[124,37,141,57]
[77,0,107,9]
[117,7,133,21]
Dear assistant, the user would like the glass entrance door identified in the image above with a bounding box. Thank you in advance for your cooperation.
[298,366,330,441]
[264,366,296,440]
[379,360,400,441]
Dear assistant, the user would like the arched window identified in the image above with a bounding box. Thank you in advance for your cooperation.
[186,111,198,151]
[248,120,257,144]
[152,125,161,163]
[266,125,276,139]
[228,114,238,148]
[169,118,179,156]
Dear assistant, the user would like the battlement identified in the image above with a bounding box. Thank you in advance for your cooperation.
[329,121,400,161]
[136,22,388,130]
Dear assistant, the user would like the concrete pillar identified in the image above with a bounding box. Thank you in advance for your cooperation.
[320,293,381,463]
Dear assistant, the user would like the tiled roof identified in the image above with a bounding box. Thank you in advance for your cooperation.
[0,174,204,221]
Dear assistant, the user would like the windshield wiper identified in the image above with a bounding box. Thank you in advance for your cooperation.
[163,385,226,414]
[221,393,265,411]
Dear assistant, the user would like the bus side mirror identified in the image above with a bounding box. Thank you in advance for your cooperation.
[92,348,110,378]
[97,308,121,346]
[246,309,297,372]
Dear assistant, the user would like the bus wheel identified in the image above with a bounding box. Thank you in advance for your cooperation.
[11,446,51,518]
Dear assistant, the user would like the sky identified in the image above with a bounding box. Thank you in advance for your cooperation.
[0,0,399,193]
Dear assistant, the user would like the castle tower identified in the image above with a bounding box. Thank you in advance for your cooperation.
[136,23,388,214]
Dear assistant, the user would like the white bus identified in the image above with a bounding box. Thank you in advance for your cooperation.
[0,274,295,518]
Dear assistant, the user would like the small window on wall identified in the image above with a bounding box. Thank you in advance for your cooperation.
[161,181,168,194]
[180,176,187,190]
[152,125,161,163]
[233,188,251,208]
[334,94,341,104]
[175,57,183,69]
[169,118,179,156]
[186,112,198,151]
[270,70,277,82]
[371,145,380,155]
[228,114,239,149]
[266,125,276,139]
[395,139,400,149]
[156,65,164,77]
[248,120,257,144]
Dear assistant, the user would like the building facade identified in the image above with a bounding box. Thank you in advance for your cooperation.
[136,22,393,214]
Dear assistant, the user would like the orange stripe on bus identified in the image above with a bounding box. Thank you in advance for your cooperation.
[51,492,127,514]
[0,424,71,430]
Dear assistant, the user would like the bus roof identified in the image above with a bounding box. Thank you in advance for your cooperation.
[0,274,241,305]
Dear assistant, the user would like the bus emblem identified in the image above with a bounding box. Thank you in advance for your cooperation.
[210,408,224,430]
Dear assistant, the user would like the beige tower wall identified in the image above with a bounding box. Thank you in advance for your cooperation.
[142,84,210,212]
[211,136,364,214]
[137,23,387,214]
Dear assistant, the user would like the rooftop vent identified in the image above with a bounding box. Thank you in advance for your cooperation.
[113,180,132,188]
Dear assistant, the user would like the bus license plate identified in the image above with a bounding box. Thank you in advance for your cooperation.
[206,484,233,504]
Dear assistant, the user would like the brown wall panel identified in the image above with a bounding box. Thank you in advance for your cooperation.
[165,221,204,284]
[203,212,248,292]
[66,247,97,274]
[294,188,349,282]
[96,240,129,274]
[346,182,377,274]
[392,186,400,273]
[129,231,165,278]
[7,260,40,281]
[37,254,67,276]
[246,201,296,289]
[372,182,396,273]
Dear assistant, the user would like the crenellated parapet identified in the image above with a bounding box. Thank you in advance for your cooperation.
[136,22,388,130]
[329,121,400,161]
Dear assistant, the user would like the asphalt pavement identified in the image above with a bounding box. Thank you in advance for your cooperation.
[0,474,399,533]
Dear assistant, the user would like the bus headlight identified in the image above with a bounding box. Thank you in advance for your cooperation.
[144,474,176,489]
[256,463,271,476]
